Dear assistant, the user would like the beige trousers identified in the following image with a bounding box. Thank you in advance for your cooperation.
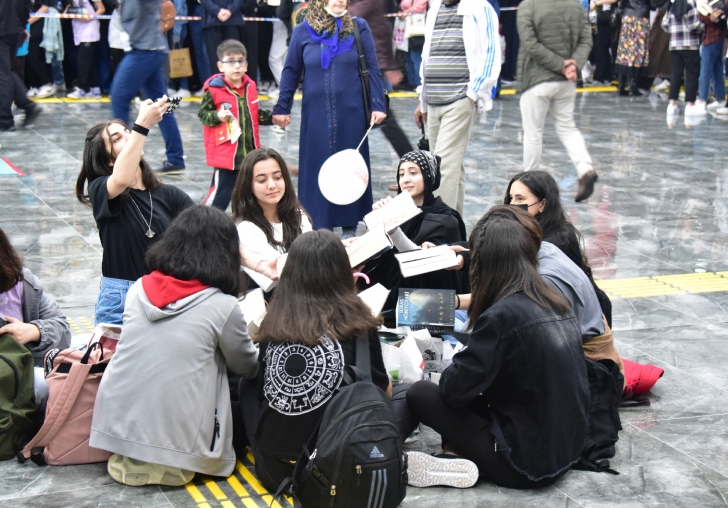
[427,97,476,215]
[520,81,593,178]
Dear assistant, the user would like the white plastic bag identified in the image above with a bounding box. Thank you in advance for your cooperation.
[381,342,404,384]
[400,334,424,383]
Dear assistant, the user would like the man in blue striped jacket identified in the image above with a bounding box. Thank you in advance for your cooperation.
[414,0,501,215]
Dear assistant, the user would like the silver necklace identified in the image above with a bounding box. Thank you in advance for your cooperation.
[130,190,155,238]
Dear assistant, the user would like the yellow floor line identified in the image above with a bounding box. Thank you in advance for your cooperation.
[202,478,229,501]
[236,461,267,495]
[227,475,250,498]
[184,483,208,504]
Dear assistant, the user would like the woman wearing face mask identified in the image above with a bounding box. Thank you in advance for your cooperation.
[231,148,312,292]
[361,151,467,326]
[503,170,612,326]
[271,0,387,237]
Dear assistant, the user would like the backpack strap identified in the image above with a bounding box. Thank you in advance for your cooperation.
[17,359,94,465]
[572,440,620,475]
[354,331,372,382]
[352,20,373,123]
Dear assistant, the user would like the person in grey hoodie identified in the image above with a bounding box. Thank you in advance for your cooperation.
[90,206,259,486]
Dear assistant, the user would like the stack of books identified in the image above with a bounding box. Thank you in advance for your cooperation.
[394,246,459,278]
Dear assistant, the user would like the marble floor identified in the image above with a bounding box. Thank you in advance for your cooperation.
[1,89,728,507]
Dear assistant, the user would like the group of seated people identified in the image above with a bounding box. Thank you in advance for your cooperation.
[0,96,626,495]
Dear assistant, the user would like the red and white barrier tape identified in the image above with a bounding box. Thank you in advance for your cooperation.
[29,12,279,21]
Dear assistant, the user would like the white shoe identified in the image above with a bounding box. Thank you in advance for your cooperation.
[679,91,685,101]
[167,88,177,97]
[715,106,728,115]
[193,89,205,97]
[684,114,705,127]
[88,87,102,98]
[406,452,479,489]
[707,100,726,111]
[666,103,679,115]
[176,88,191,98]
[34,84,56,99]
[685,102,707,116]
[26,87,38,98]
[66,87,86,99]
[267,88,280,100]
[272,124,285,134]
[655,79,670,91]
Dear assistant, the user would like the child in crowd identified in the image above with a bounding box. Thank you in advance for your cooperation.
[90,205,259,486]
[198,39,272,211]
[662,0,705,117]
[66,0,105,98]
[231,148,312,292]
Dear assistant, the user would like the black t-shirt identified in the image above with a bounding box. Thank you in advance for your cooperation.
[255,331,389,459]
[88,177,194,281]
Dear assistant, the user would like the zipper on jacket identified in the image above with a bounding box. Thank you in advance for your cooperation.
[210,409,220,452]
[0,355,19,400]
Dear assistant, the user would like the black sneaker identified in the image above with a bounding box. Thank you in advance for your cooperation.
[23,106,41,128]
[154,161,186,175]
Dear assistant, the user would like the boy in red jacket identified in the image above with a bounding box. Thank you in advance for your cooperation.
[198,39,272,210]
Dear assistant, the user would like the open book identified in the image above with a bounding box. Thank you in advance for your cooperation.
[363,192,422,232]
[394,245,459,278]
[237,288,266,340]
[346,224,393,267]
[358,283,390,317]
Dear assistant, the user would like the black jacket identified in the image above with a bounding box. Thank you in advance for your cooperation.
[440,292,590,482]
[0,0,29,37]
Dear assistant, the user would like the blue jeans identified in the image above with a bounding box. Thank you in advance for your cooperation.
[168,28,190,91]
[95,277,135,325]
[699,39,726,102]
[51,53,64,86]
[406,49,422,87]
[190,5,211,84]
[110,49,185,166]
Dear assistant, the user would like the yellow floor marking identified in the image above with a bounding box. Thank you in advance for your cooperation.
[203,478,229,501]
[261,494,284,508]
[184,483,208,504]
[245,452,256,465]
[227,475,250,498]
[241,498,261,508]
[66,317,83,334]
[236,461,267,495]
[77,316,94,331]
[221,501,236,508]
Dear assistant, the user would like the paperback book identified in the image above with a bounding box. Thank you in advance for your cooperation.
[396,288,456,336]
[363,192,421,232]
[346,224,393,267]
[394,245,459,278]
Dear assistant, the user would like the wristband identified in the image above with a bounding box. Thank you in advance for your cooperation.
[132,123,149,136]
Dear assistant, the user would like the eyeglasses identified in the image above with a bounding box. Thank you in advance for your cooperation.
[220,58,247,66]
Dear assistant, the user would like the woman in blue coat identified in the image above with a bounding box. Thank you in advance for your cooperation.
[272,0,387,236]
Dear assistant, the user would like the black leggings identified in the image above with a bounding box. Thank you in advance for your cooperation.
[76,41,97,90]
[405,381,564,490]
[669,49,700,103]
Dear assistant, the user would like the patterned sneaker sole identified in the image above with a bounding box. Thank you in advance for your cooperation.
[406,451,479,489]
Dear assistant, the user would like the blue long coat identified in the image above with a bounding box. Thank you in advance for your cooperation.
[273,17,386,230]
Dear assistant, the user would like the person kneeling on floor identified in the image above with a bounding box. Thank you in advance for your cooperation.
[405,206,590,489]
[89,205,259,486]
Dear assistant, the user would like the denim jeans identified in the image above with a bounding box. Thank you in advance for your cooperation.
[110,49,185,166]
[699,39,725,102]
[94,276,135,325]
[51,53,65,86]
[406,49,422,87]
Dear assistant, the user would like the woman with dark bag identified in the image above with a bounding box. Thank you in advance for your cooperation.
[75,98,195,325]
[405,206,589,489]
[90,205,259,486]
[503,170,612,326]
[236,230,392,491]
[272,0,387,236]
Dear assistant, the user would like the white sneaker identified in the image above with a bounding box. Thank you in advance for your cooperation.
[685,102,707,116]
[707,100,726,111]
[193,89,205,97]
[34,84,56,99]
[666,103,679,115]
[88,87,101,98]
[272,124,285,135]
[406,452,479,489]
[679,91,685,101]
[66,87,86,99]
[167,88,177,97]
[655,79,670,91]
[716,106,728,115]
[267,88,280,100]
[684,114,705,127]
[26,87,38,98]
[176,88,191,98]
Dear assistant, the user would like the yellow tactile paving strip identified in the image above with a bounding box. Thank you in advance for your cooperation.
[595,271,728,299]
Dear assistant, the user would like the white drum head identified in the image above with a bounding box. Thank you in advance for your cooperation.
[318,149,369,205]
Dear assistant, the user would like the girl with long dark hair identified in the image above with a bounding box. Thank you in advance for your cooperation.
[231,148,312,291]
[76,99,194,325]
[503,170,612,326]
[90,205,259,486]
[405,206,589,490]
[237,230,391,490]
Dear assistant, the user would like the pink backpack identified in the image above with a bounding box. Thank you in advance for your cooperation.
[18,343,113,466]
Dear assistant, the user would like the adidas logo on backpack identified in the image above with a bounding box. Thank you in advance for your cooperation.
[370,446,385,459]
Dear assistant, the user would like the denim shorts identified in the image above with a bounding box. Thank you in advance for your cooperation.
[95,277,135,325]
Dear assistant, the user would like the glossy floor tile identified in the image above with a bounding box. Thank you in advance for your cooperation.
[2,90,728,506]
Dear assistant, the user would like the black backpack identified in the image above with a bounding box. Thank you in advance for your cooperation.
[276,335,407,508]
[574,359,624,475]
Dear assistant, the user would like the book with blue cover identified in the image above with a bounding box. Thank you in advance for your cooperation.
[396,288,456,336]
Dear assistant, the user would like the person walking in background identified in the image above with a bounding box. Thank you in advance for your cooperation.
[0,0,41,131]
[272,0,387,236]
[399,0,428,89]
[614,0,650,96]
[414,0,501,216]
[167,0,191,98]
[517,0,598,202]
[698,6,726,112]
[111,0,187,174]
[66,0,105,99]
[590,0,617,85]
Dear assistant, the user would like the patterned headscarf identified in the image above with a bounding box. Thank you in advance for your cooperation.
[397,150,442,193]
[305,0,354,40]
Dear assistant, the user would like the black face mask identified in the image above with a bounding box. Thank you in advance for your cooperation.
[512,203,529,212]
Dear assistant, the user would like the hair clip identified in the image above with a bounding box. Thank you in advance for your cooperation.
[353,272,370,284]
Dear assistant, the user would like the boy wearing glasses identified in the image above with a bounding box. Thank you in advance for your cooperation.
[199,39,272,211]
